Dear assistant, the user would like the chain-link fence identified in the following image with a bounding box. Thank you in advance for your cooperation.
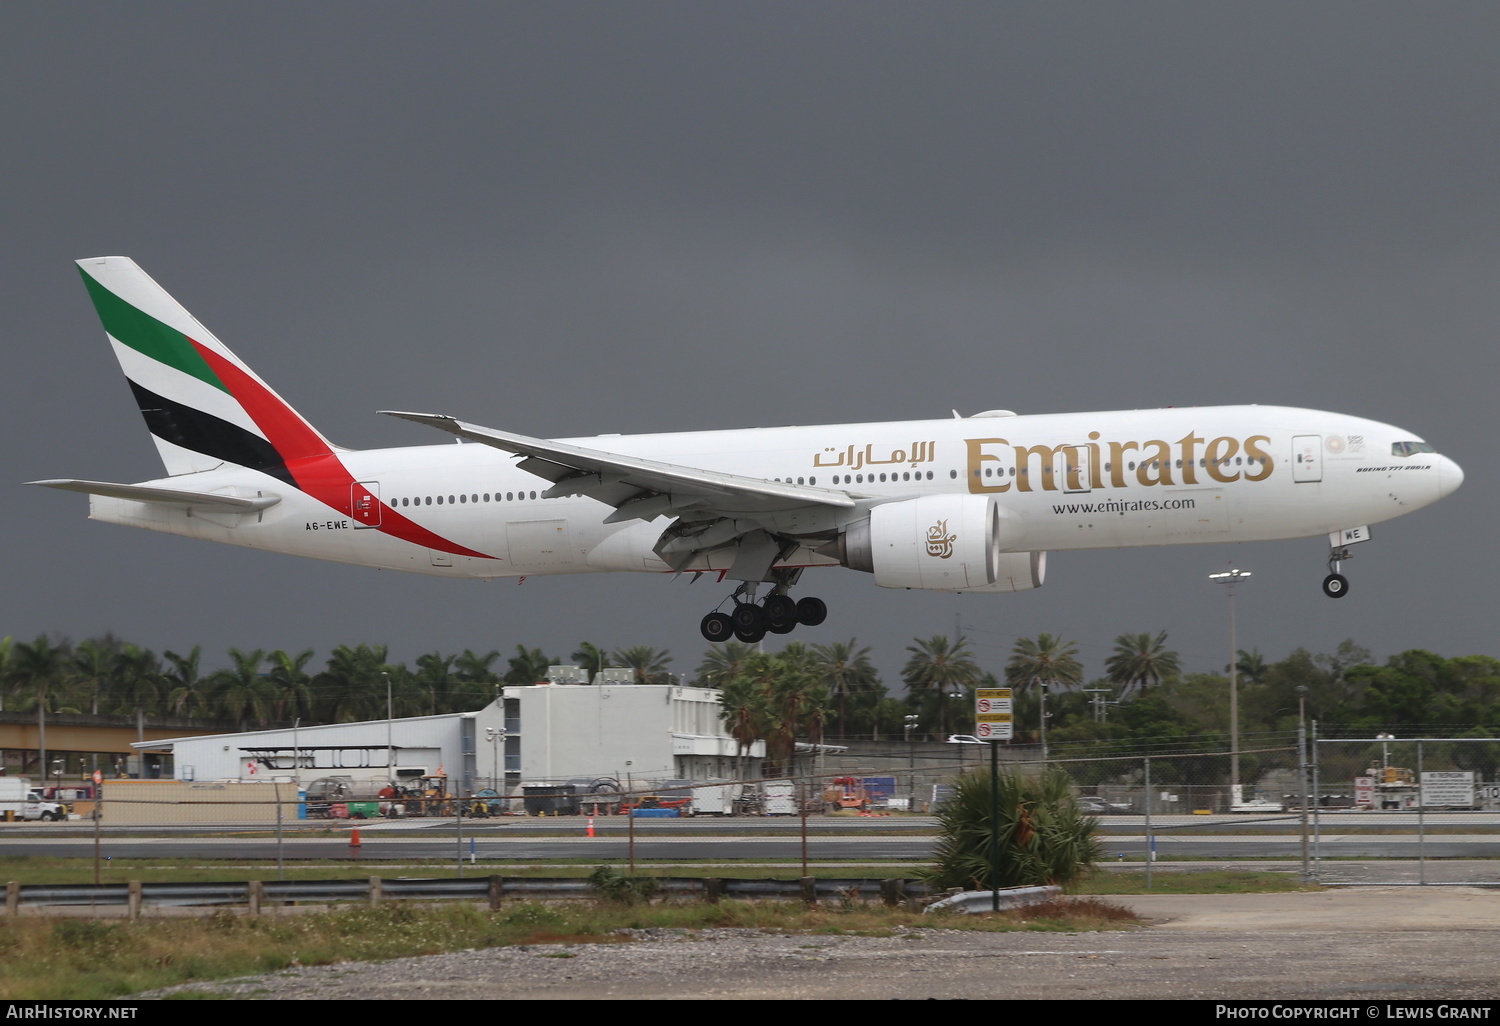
[12,739,1499,888]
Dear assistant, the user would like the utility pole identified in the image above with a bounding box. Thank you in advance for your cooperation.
[1209,568,1251,806]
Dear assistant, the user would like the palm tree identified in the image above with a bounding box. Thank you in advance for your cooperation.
[717,661,771,781]
[1104,631,1180,697]
[927,766,1103,890]
[503,645,556,687]
[610,645,674,685]
[109,643,162,739]
[163,647,208,718]
[1005,633,1084,693]
[414,652,457,715]
[811,639,878,738]
[571,642,607,681]
[265,649,315,721]
[209,648,270,730]
[1236,649,1269,687]
[71,635,120,716]
[452,648,502,708]
[694,642,758,689]
[312,644,397,722]
[6,635,71,776]
[903,635,981,738]
[768,644,829,767]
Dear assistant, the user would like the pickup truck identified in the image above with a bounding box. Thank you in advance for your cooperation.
[22,792,70,821]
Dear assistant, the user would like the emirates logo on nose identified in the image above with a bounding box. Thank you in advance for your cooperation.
[926,519,956,559]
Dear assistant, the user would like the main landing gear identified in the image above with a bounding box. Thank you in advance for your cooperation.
[700,582,828,643]
[1323,546,1352,599]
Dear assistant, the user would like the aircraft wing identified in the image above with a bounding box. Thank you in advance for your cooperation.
[380,412,857,523]
[27,479,282,513]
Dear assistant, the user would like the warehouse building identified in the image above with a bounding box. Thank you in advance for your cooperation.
[133,678,762,796]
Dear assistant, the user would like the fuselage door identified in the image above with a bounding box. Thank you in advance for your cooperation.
[1292,436,1322,483]
[1054,445,1092,493]
[352,481,382,528]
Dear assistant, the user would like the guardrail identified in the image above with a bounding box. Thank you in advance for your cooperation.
[3,876,935,916]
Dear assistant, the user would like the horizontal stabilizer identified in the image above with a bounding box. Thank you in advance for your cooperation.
[27,479,281,513]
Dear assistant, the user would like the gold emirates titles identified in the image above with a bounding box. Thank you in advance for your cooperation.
[963,432,1274,493]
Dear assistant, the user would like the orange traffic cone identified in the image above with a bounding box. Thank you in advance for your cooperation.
[586,817,594,837]
[349,828,362,847]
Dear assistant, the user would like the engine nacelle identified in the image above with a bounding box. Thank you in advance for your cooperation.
[826,494,1041,592]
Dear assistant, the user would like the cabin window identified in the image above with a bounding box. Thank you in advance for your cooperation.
[1392,441,1435,457]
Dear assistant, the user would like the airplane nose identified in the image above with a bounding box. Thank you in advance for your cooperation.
[1439,455,1464,499]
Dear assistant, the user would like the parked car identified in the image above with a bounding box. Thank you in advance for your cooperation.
[1075,795,1132,814]
[946,735,988,745]
[1229,796,1285,814]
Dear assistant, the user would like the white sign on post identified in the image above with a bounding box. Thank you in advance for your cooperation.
[1420,771,1474,808]
[975,688,1013,741]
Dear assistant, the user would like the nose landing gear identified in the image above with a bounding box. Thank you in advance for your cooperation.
[698,582,829,642]
[1323,546,1352,599]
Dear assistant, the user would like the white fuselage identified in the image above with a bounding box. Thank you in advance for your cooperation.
[88,404,1462,584]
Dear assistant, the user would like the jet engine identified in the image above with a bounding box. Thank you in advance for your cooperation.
[820,494,1042,592]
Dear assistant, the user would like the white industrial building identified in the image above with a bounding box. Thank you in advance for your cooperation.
[134,681,762,795]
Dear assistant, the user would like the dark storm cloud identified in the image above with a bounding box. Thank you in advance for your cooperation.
[3,3,1492,685]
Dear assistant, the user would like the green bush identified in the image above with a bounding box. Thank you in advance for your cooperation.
[587,865,659,905]
[926,766,1102,891]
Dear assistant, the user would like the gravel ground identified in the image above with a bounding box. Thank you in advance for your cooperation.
[142,887,1500,1000]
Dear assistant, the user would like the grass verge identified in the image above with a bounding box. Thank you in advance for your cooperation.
[0,897,1139,1000]
[1072,869,1317,894]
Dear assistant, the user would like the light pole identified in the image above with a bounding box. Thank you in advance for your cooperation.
[1296,685,1310,879]
[484,726,505,791]
[1038,680,1051,769]
[904,714,919,813]
[382,670,394,784]
[1209,567,1251,807]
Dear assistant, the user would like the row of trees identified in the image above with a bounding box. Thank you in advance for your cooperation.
[0,635,674,729]
[4,631,1495,749]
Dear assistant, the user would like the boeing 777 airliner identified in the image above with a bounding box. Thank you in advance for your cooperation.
[32,257,1464,643]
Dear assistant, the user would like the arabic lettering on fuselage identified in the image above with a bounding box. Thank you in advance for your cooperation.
[813,441,936,471]
[809,433,1278,492]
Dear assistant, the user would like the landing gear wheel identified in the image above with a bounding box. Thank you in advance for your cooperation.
[763,594,797,627]
[731,602,766,632]
[700,611,734,643]
[795,596,828,627]
[733,623,768,643]
[1322,573,1349,599]
[767,619,796,635]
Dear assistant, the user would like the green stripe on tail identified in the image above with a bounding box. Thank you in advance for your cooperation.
[78,267,227,393]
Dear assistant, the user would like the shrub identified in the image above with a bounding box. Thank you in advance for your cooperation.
[587,865,659,905]
[926,766,1102,891]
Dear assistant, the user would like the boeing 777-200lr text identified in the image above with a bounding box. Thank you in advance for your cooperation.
[32,257,1465,643]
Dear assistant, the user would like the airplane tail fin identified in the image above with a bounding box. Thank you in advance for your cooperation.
[76,257,336,484]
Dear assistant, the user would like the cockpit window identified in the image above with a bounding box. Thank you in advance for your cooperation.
[1391,441,1436,457]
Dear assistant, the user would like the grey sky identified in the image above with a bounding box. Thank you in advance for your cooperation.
[4,3,1491,687]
